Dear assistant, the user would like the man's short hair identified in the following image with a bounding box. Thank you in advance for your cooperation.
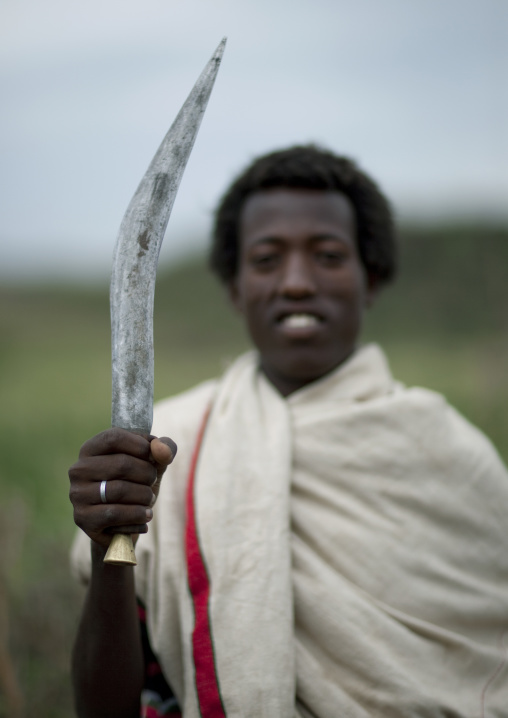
[210,144,397,287]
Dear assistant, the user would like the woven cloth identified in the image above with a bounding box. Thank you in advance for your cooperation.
[72,345,508,717]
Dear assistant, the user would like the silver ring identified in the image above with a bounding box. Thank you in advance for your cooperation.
[100,480,108,504]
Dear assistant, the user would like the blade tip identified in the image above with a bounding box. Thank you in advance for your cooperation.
[215,36,227,59]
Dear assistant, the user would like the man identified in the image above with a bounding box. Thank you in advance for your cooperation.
[69,145,508,717]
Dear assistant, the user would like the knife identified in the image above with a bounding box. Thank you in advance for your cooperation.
[104,38,226,565]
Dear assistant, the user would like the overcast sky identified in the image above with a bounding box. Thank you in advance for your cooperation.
[1,0,507,281]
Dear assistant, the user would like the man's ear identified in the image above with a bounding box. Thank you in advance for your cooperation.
[364,274,380,308]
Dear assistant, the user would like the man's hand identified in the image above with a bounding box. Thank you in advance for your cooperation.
[68,429,177,550]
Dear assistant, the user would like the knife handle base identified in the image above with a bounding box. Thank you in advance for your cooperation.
[103,533,137,565]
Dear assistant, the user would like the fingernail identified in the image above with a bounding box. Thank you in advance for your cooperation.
[146,508,153,521]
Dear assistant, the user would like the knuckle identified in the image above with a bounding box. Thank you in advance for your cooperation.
[113,453,133,480]
[103,506,118,524]
[112,481,128,503]
[79,429,111,457]
[73,507,86,530]
[101,428,122,453]
[102,427,133,455]
[78,439,92,458]
[90,513,109,533]
[68,484,80,505]
[68,460,86,482]
[69,460,92,484]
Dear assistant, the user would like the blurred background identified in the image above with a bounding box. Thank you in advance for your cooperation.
[1,0,507,715]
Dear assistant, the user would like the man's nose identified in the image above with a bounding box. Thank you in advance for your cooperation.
[279,252,316,297]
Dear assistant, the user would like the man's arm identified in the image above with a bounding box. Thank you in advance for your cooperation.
[72,544,143,718]
[69,430,175,718]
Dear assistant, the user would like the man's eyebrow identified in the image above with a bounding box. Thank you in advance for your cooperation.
[250,232,348,242]
[310,233,349,242]
[247,236,284,246]
[246,232,352,248]
[306,233,354,249]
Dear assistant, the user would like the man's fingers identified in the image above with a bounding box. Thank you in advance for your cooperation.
[147,437,177,501]
[70,454,157,487]
[69,430,178,545]
[104,525,148,536]
[76,503,152,530]
[70,479,155,507]
[79,428,151,460]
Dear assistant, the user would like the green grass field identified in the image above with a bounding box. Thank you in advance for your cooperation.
[0,226,506,716]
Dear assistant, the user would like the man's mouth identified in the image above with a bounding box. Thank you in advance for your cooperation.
[278,313,322,329]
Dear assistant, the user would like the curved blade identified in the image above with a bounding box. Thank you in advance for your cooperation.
[110,38,226,433]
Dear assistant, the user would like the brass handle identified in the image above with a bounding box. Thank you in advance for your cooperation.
[103,533,137,565]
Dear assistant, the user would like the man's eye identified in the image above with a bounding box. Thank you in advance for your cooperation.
[316,251,345,266]
[251,254,279,269]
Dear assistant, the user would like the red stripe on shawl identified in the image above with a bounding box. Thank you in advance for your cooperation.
[185,406,226,717]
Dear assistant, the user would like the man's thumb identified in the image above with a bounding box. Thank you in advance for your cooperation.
[150,437,177,466]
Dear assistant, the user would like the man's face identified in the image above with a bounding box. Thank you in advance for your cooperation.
[230,188,376,396]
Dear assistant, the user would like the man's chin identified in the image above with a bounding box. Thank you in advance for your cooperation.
[260,349,353,396]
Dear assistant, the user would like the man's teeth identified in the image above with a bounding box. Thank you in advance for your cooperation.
[281,314,319,328]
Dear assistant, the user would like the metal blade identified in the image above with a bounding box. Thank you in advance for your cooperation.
[110,38,226,433]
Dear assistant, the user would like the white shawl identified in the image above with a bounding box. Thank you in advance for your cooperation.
[72,345,508,717]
